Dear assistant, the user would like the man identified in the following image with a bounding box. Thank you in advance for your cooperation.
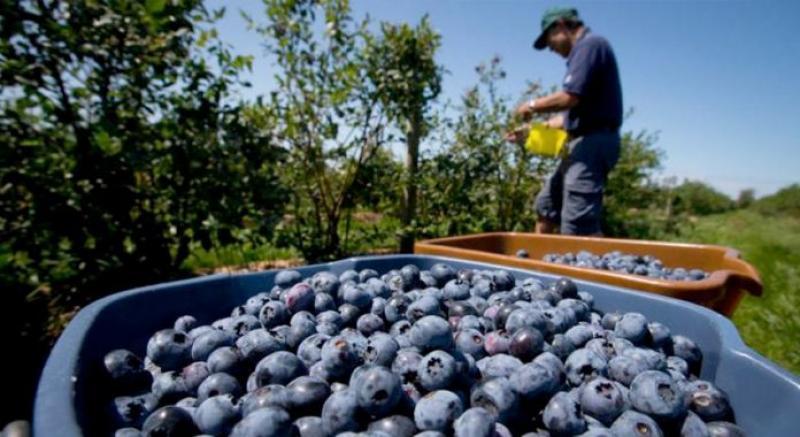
[512,7,622,236]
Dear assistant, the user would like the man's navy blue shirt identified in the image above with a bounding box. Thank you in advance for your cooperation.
[562,30,622,136]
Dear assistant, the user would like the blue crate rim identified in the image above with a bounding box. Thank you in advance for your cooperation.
[34,254,800,436]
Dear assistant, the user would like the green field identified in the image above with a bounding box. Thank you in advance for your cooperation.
[669,209,800,374]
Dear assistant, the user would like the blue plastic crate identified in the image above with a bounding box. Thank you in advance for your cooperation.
[35,255,800,436]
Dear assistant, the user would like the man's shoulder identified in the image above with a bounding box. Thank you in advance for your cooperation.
[579,33,613,51]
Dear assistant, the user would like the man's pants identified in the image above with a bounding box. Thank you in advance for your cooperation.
[534,131,621,235]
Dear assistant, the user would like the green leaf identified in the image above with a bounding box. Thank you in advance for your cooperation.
[146,0,166,14]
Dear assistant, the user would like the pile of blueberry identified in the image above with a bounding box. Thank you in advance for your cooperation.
[535,250,711,282]
[103,264,744,436]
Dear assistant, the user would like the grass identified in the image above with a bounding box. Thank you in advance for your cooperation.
[182,241,301,272]
[667,209,800,374]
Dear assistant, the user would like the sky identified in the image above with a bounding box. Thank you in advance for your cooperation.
[207,0,800,198]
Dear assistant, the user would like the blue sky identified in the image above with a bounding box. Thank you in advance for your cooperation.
[208,0,800,198]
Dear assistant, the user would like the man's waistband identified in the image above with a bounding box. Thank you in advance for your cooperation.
[567,126,619,139]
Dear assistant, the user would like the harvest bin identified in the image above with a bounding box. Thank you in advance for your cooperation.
[35,255,797,436]
[415,232,763,317]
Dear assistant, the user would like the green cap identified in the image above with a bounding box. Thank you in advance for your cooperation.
[533,6,579,50]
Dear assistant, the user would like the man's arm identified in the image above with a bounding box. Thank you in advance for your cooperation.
[515,91,579,120]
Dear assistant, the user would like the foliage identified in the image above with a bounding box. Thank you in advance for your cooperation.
[750,184,800,218]
[249,0,391,261]
[364,16,443,251]
[602,131,666,238]
[668,210,800,374]
[737,188,756,209]
[0,0,287,422]
[670,180,735,216]
[416,57,555,237]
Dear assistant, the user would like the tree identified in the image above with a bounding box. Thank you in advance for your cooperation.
[365,17,443,252]
[1,0,287,422]
[671,180,735,216]
[251,0,390,261]
[737,188,756,209]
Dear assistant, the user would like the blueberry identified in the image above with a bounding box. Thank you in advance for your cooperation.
[141,406,198,436]
[314,293,337,313]
[342,283,372,312]
[364,332,400,367]
[516,249,529,259]
[244,292,271,316]
[585,337,630,362]
[180,361,210,393]
[368,415,418,437]
[684,380,733,422]
[454,407,495,437]
[258,301,289,329]
[392,349,423,385]
[470,278,496,299]
[236,329,283,364]
[647,322,673,354]
[455,329,486,359]
[614,313,650,346]
[407,295,442,323]
[321,388,362,434]
[492,270,515,292]
[565,349,608,386]
[493,304,519,329]
[173,315,198,333]
[288,376,332,416]
[666,356,689,379]
[457,315,486,333]
[194,394,240,435]
[409,316,454,352]
[565,323,604,349]
[608,355,650,386]
[321,335,361,372]
[241,384,292,415]
[230,406,291,437]
[542,391,586,435]
[549,333,577,360]
[104,349,151,393]
[681,411,710,437]
[151,371,191,404]
[197,372,241,402]
[255,351,307,387]
[484,330,511,356]
[609,410,664,437]
[622,347,667,371]
[629,370,686,421]
[146,329,192,371]
[287,314,318,349]
[339,303,362,327]
[579,377,626,425]
[543,307,575,335]
[414,390,464,432]
[297,333,331,368]
[357,313,385,336]
[418,350,458,391]
[114,428,142,437]
[191,329,235,362]
[444,279,471,301]
[601,312,623,330]
[430,263,457,287]
[365,277,392,299]
[207,346,246,377]
[275,269,303,288]
[400,264,422,290]
[291,416,325,437]
[476,354,523,380]
[283,283,315,314]
[353,365,402,417]
[267,325,290,347]
[705,421,746,437]
[310,271,340,295]
[187,325,215,341]
[509,362,560,402]
[552,277,579,299]
[110,393,157,428]
[672,335,703,376]
[505,308,551,335]
[470,377,518,424]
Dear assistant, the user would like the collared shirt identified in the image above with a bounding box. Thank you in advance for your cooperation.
[563,29,623,136]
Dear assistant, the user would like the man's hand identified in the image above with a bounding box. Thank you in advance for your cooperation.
[514,100,535,122]
[544,114,564,130]
[504,125,529,144]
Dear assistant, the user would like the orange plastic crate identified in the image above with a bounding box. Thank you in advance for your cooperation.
[415,232,762,317]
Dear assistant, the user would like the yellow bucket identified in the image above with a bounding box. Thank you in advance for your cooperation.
[524,123,568,157]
